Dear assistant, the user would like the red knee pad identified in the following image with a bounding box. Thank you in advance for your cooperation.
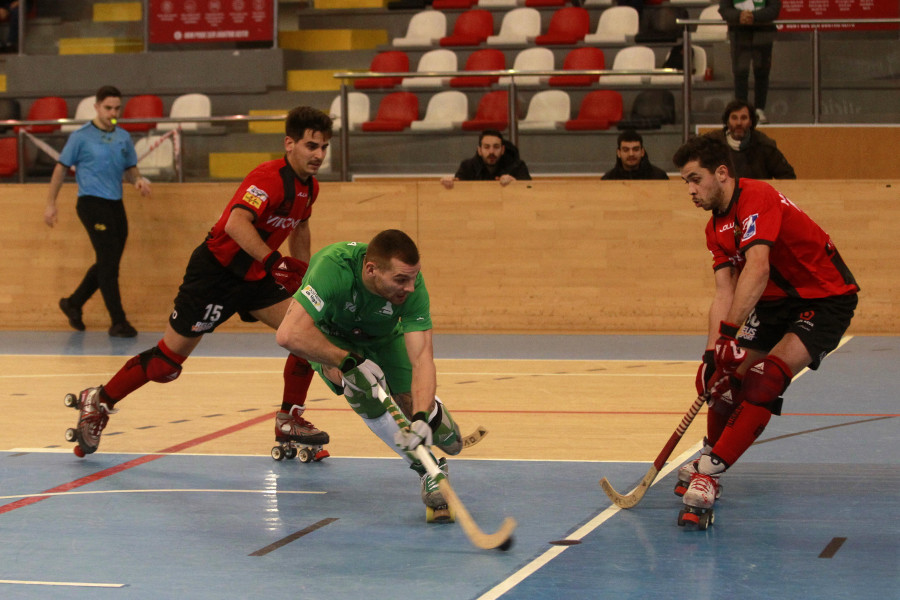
[740,356,791,414]
[139,341,185,383]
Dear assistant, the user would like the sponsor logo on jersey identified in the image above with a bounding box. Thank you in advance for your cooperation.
[344,301,357,313]
[265,215,303,230]
[378,301,394,316]
[242,185,268,209]
[302,284,324,312]
[718,222,735,233]
[741,214,758,242]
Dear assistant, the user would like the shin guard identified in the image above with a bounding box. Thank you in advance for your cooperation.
[103,340,186,404]
[282,353,314,412]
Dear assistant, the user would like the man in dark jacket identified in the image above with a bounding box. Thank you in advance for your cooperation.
[441,130,531,189]
[602,130,669,180]
[704,99,796,179]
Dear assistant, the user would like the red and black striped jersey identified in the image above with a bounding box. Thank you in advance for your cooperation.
[205,157,318,280]
[705,178,858,300]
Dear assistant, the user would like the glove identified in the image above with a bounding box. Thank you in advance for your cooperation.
[695,349,716,396]
[713,321,745,377]
[707,371,739,414]
[340,352,386,401]
[264,251,309,295]
[394,412,433,452]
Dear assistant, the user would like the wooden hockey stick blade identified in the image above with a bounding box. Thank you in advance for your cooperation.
[462,426,488,449]
[415,445,517,550]
[599,395,707,509]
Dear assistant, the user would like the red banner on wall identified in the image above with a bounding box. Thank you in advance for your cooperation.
[149,0,274,45]
[779,0,900,31]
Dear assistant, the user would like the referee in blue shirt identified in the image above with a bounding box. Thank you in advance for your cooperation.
[44,85,152,337]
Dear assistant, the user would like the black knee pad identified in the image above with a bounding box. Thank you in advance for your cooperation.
[139,346,183,383]
[741,356,791,416]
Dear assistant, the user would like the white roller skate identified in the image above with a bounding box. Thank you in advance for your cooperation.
[674,437,722,498]
[677,473,720,530]
[271,405,330,463]
[416,457,455,523]
[64,386,116,458]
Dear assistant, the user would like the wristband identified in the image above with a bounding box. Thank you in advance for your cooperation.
[339,352,364,373]
[411,411,429,424]
[718,321,740,338]
[263,250,282,273]
[702,349,715,364]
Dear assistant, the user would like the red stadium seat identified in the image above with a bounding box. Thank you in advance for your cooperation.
[564,90,623,131]
[0,137,19,177]
[120,94,164,132]
[18,96,67,133]
[440,9,493,47]
[361,92,419,132]
[354,51,410,90]
[461,91,509,131]
[549,47,605,87]
[450,49,506,88]
[535,7,590,45]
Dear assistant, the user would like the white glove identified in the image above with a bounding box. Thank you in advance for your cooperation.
[394,416,433,451]
[340,353,386,400]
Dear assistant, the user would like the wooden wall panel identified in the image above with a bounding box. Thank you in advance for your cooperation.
[3,179,897,335]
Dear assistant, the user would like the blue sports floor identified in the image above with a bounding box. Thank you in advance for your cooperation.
[0,332,897,599]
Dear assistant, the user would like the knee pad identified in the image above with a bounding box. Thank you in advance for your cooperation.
[139,346,183,383]
[740,356,791,416]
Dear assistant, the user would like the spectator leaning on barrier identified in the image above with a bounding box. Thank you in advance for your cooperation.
[601,129,670,181]
[704,99,796,180]
[441,129,531,189]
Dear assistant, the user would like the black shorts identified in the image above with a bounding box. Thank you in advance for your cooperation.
[737,294,858,370]
[169,244,291,338]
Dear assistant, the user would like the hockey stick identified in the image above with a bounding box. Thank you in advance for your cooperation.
[600,394,706,509]
[374,384,517,550]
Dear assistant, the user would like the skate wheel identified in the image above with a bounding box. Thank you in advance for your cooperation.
[65,428,77,443]
[73,445,86,458]
[285,447,298,460]
[298,448,313,463]
[697,510,714,530]
[426,506,454,524]
[64,393,78,408]
[271,446,284,461]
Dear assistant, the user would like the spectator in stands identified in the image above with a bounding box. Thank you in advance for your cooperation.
[441,130,531,189]
[43,85,152,338]
[602,130,670,180]
[704,99,796,180]
[0,0,22,53]
[719,0,782,124]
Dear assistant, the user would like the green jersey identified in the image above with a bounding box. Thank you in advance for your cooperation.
[294,241,432,345]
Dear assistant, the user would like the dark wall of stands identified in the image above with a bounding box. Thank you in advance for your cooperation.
[5,180,897,335]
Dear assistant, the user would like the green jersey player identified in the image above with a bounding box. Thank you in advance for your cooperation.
[276,229,463,520]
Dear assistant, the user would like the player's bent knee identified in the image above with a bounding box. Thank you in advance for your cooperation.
[139,346,183,383]
[741,356,791,415]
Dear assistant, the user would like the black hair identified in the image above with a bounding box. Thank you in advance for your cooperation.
[616,129,644,148]
[721,98,758,130]
[365,229,420,269]
[285,106,333,141]
[672,134,735,178]
[95,86,122,103]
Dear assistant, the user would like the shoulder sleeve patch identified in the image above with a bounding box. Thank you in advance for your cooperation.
[301,284,324,312]
[242,185,268,209]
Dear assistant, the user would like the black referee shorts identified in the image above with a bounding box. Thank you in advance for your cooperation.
[169,244,291,337]
[737,294,858,370]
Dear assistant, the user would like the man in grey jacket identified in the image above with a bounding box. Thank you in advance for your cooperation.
[719,0,781,123]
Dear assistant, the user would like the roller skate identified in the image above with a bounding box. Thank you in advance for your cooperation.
[415,457,455,524]
[64,386,115,458]
[271,406,330,463]
[675,459,723,499]
[677,472,719,530]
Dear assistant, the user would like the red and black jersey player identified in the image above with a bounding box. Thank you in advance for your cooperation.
[671,134,859,522]
[65,106,334,459]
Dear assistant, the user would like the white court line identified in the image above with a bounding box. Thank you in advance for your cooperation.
[0,579,125,588]
[477,441,703,600]
[477,335,855,599]
[0,489,325,501]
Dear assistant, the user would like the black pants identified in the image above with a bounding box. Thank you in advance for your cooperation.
[70,196,129,324]
[730,32,774,110]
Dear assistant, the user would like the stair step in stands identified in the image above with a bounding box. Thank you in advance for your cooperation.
[93,2,142,22]
[278,29,387,51]
[248,109,288,134]
[58,37,142,54]
[209,152,282,179]
[285,70,342,92]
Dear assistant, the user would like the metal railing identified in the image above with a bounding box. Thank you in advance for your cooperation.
[676,17,900,138]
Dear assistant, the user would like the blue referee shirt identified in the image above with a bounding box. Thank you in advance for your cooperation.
[58,122,138,201]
